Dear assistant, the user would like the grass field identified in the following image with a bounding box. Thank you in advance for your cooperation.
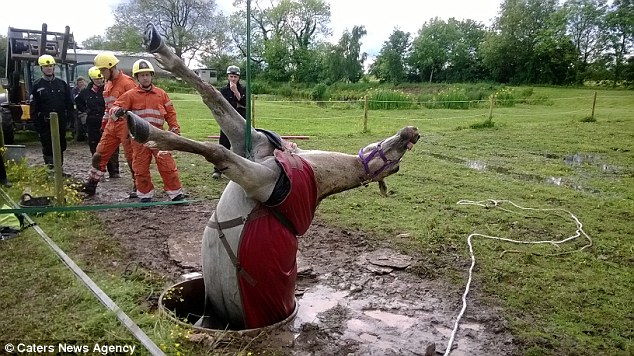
[1,86,632,355]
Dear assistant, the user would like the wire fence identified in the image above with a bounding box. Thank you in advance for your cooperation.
[173,91,626,130]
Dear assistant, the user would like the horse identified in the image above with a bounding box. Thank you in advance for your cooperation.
[125,24,420,330]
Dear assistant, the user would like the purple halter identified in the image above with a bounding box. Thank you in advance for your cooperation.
[358,140,400,179]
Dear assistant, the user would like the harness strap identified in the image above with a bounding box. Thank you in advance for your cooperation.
[206,203,300,287]
[207,212,257,286]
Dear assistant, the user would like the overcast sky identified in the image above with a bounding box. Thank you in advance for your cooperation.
[2,0,502,60]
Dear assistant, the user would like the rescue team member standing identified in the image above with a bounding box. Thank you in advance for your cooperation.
[75,66,120,178]
[29,54,74,169]
[213,65,246,179]
[112,59,184,203]
[82,52,136,196]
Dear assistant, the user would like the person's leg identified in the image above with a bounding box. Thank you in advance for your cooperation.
[83,123,120,195]
[107,146,120,178]
[131,141,154,202]
[155,150,183,200]
[116,120,137,197]
[39,124,54,168]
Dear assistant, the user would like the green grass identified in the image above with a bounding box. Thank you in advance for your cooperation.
[1,86,633,355]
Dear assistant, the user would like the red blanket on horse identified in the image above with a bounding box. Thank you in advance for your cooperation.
[237,150,318,328]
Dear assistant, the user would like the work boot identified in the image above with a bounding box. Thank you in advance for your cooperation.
[129,184,138,199]
[171,193,188,205]
[82,180,98,195]
[44,155,54,170]
[140,197,152,203]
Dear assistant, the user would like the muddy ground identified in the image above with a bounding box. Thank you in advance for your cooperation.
[24,139,516,356]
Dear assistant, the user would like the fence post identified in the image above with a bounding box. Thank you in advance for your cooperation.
[50,113,64,204]
[488,95,495,120]
[591,91,597,120]
[363,95,368,133]
[251,94,256,128]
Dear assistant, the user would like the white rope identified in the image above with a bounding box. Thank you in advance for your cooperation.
[443,199,593,356]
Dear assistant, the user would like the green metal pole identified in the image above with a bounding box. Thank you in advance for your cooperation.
[245,0,253,160]
[50,112,64,204]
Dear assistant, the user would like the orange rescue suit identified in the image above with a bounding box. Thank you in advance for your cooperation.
[114,85,183,200]
[90,72,136,178]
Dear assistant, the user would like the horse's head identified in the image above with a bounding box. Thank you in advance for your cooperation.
[358,126,420,195]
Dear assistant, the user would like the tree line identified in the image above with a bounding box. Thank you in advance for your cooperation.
[2,0,632,87]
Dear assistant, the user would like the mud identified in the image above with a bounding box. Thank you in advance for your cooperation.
[23,140,515,355]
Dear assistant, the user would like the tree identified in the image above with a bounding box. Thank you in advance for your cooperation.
[107,0,226,65]
[369,29,410,84]
[408,18,487,83]
[564,0,608,66]
[232,0,331,82]
[604,0,634,84]
[81,36,109,50]
[326,25,367,83]
[481,0,576,84]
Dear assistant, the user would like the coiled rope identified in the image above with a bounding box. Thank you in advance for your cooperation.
[444,199,593,356]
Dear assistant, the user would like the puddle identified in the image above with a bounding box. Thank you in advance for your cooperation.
[424,152,592,191]
[562,153,622,174]
[280,282,488,355]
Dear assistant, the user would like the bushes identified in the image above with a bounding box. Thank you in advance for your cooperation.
[366,89,414,110]
[311,83,329,101]
[426,87,471,109]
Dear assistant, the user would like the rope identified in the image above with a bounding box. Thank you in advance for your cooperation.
[443,199,593,356]
[0,188,166,356]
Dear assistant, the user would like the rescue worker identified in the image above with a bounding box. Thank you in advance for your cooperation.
[112,59,184,203]
[213,65,246,179]
[75,66,120,178]
[82,52,136,196]
[29,54,74,169]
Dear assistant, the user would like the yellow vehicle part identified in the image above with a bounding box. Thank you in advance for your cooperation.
[20,104,30,120]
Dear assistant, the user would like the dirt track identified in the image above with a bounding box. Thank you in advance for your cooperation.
[24,139,515,355]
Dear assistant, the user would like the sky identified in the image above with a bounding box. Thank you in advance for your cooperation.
[1,0,502,62]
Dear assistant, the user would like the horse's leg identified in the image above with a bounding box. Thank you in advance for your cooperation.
[127,113,280,201]
[143,23,270,157]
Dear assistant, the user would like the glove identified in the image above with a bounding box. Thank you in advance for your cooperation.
[169,127,180,135]
[100,119,107,132]
[108,106,126,120]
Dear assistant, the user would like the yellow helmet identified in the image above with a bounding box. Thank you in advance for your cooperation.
[88,66,103,80]
[94,52,119,69]
[38,54,56,66]
[132,59,155,77]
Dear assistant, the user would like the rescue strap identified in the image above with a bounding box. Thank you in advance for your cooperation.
[207,210,260,287]
[0,199,197,215]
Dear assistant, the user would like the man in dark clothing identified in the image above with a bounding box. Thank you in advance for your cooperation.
[213,65,247,179]
[75,66,120,178]
[71,76,88,141]
[29,54,74,169]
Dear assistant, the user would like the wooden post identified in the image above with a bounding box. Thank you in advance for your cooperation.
[488,95,495,120]
[591,91,597,120]
[363,95,368,133]
[251,94,256,128]
[50,113,64,204]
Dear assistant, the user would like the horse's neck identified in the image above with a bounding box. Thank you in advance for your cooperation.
[299,150,366,200]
